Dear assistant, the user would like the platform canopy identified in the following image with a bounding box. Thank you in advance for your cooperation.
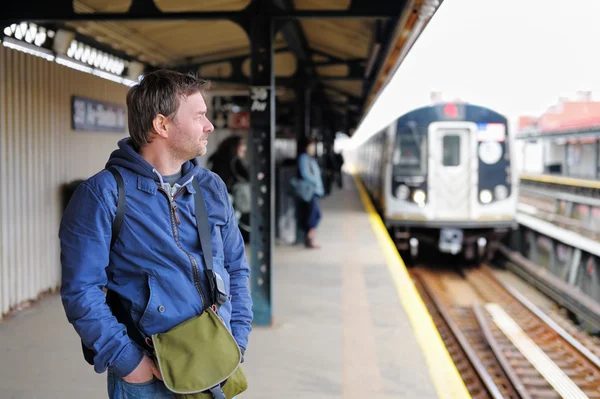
[1,0,443,133]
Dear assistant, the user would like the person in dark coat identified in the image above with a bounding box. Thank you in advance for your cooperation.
[208,135,251,242]
[207,135,249,192]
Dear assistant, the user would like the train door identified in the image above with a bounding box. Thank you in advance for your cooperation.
[428,123,476,220]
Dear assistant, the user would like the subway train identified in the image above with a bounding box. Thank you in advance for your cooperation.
[351,102,518,260]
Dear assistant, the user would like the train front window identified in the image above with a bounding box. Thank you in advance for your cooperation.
[442,134,461,166]
[393,126,427,175]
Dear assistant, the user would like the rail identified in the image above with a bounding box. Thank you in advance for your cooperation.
[480,265,600,369]
[412,265,600,398]
[471,302,531,399]
[466,267,599,398]
[413,271,507,399]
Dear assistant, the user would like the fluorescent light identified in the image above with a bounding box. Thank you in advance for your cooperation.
[56,55,135,87]
[55,55,93,73]
[92,68,124,84]
[34,31,47,47]
[3,36,136,87]
[121,77,138,87]
[2,37,54,61]
[93,69,139,87]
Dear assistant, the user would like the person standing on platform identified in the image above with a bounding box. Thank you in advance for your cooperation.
[297,137,324,249]
[59,69,253,398]
[208,135,251,242]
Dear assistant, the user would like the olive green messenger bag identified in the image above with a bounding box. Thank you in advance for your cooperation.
[148,177,248,398]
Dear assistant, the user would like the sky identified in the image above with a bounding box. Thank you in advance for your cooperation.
[347,0,600,148]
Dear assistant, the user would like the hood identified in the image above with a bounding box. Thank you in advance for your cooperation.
[105,138,201,187]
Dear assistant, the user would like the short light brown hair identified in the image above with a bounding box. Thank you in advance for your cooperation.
[126,69,210,151]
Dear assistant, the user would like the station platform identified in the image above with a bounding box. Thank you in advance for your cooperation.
[0,173,469,399]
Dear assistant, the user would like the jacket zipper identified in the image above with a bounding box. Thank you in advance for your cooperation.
[158,186,207,309]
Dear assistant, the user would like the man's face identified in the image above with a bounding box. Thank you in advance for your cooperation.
[168,91,214,160]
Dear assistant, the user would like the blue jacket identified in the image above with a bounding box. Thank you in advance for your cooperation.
[298,153,324,197]
[59,138,253,378]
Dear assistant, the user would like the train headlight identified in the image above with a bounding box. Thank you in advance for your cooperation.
[413,189,426,206]
[395,184,410,200]
[494,185,508,200]
[479,189,493,204]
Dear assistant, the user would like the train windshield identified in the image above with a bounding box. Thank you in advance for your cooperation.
[392,125,428,176]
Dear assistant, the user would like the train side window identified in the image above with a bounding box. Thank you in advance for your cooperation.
[442,135,461,166]
[394,126,428,175]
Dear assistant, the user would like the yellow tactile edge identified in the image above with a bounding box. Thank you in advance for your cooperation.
[350,171,472,399]
[520,173,600,190]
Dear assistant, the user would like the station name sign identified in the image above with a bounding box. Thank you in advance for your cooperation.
[72,96,127,133]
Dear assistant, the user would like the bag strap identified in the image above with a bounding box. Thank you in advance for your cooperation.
[192,177,218,305]
[107,167,126,249]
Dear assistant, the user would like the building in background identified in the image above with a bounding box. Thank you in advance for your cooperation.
[517,91,600,179]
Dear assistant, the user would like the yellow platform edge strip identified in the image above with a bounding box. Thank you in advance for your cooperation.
[520,173,600,190]
[350,171,471,399]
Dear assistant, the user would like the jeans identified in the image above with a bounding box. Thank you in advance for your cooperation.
[307,196,321,230]
[107,370,238,399]
[108,369,175,398]
[299,196,321,231]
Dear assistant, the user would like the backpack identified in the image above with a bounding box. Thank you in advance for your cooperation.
[288,177,315,202]
[231,181,251,213]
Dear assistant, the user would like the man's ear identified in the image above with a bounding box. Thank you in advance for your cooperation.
[152,114,170,139]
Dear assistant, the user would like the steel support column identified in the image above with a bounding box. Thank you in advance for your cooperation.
[509,227,522,255]
[247,15,275,326]
[294,77,311,154]
[595,139,599,179]
[564,142,570,176]
[312,96,323,140]
[303,86,311,138]
[568,248,583,286]
[549,239,557,275]
[295,85,306,147]
[293,74,312,244]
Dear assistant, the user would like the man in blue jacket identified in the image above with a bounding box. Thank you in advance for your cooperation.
[59,69,253,397]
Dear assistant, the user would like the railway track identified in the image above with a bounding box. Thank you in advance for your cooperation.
[412,265,600,398]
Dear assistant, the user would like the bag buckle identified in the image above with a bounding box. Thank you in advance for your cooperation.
[212,271,228,306]
[208,385,226,399]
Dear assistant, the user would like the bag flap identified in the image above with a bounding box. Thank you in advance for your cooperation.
[152,308,241,394]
